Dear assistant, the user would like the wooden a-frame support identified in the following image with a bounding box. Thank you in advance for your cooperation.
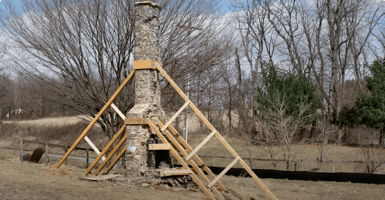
[54,60,277,200]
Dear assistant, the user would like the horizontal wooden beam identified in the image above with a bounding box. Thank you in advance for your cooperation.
[124,118,147,125]
[160,168,193,177]
[148,143,171,150]
[133,60,162,70]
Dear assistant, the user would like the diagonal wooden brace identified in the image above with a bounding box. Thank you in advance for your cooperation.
[185,131,217,161]
[161,101,191,131]
[208,156,240,188]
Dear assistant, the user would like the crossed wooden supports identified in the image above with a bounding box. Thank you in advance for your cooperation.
[53,60,278,200]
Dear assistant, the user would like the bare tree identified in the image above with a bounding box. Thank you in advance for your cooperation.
[0,0,228,139]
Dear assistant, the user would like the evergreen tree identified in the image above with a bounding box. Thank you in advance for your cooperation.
[256,67,322,125]
[356,60,385,145]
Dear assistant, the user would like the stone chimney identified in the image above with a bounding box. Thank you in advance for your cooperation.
[125,1,168,177]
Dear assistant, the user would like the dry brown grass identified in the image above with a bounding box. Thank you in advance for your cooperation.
[188,134,385,173]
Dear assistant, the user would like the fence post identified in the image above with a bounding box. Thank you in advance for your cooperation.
[20,138,23,163]
[45,143,49,165]
[294,161,297,171]
[86,148,89,168]
[287,160,290,171]
[212,155,214,166]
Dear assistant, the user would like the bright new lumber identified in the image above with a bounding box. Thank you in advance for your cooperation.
[84,126,126,176]
[54,69,135,168]
[161,100,190,131]
[208,157,240,188]
[111,103,126,120]
[157,122,225,199]
[157,64,276,199]
[186,131,216,161]
[124,118,147,125]
[133,60,160,70]
[160,168,192,177]
[147,120,216,200]
[148,144,170,150]
[103,147,126,175]
[94,134,127,176]
[166,124,227,192]
[84,136,106,161]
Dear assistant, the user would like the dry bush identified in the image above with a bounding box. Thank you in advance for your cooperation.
[0,120,106,150]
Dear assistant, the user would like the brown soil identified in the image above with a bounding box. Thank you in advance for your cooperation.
[1,150,385,200]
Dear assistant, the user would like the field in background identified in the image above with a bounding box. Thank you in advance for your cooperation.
[1,116,385,174]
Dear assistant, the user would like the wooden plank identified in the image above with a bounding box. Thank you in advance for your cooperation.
[157,122,225,199]
[161,101,191,131]
[55,69,135,168]
[124,118,147,125]
[79,174,123,181]
[157,65,215,131]
[94,134,127,176]
[103,147,126,175]
[147,121,216,200]
[111,103,126,120]
[186,131,216,161]
[160,168,192,177]
[133,60,161,70]
[84,136,106,161]
[148,144,171,150]
[28,148,45,163]
[208,157,240,188]
[238,159,278,200]
[166,125,227,192]
[84,126,126,175]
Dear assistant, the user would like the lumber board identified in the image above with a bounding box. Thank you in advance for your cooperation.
[238,158,278,200]
[148,143,171,150]
[133,60,160,70]
[94,134,127,176]
[208,157,240,188]
[147,121,216,200]
[84,136,106,161]
[157,122,225,199]
[166,124,227,192]
[157,65,215,131]
[111,103,126,120]
[80,174,123,181]
[161,101,190,131]
[160,168,192,177]
[103,147,126,175]
[186,131,216,161]
[55,69,135,168]
[84,126,126,175]
[124,118,147,125]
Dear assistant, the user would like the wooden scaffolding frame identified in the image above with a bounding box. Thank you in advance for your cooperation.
[54,60,277,200]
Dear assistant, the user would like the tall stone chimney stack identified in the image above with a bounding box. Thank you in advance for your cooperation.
[125,1,167,177]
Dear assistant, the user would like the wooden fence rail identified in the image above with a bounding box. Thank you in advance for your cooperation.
[20,138,102,167]
[197,155,385,171]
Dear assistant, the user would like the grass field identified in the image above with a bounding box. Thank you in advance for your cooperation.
[1,150,384,200]
[1,117,385,174]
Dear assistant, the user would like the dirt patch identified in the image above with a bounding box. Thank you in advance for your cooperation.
[1,150,385,200]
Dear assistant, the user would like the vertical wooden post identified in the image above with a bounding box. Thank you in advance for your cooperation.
[86,148,89,168]
[20,138,23,163]
[65,147,68,165]
[294,161,297,171]
[45,143,49,165]
[287,160,290,171]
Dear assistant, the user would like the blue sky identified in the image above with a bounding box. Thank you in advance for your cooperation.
[0,0,233,14]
